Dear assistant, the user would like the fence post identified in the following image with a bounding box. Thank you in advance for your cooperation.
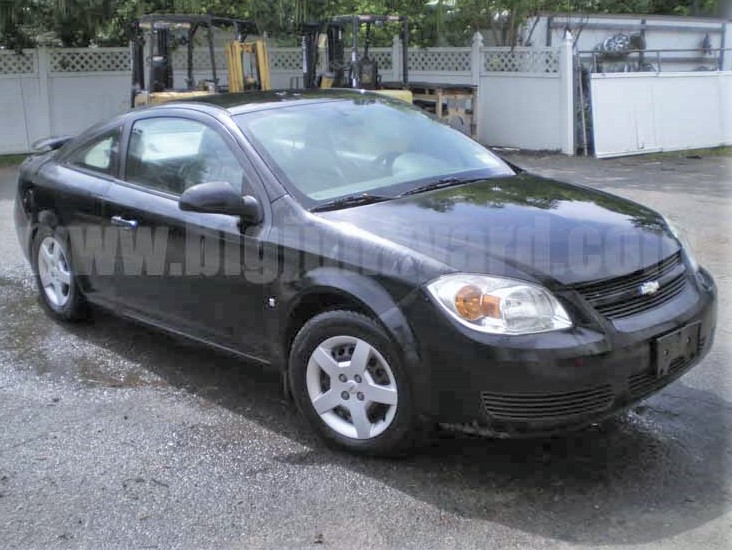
[559,35,575,155]
[36,48,53,138]
[471,32,484,142]
[392,35,402,82]
[470,32,483,86]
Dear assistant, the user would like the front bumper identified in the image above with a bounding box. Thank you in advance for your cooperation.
[405,268,717,437]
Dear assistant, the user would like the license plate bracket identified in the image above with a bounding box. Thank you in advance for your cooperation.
[654,322,700,378]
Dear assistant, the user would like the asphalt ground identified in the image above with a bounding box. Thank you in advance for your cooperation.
[0,152,730,549]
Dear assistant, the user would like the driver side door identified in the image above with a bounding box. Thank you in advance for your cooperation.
[103,112,271,357]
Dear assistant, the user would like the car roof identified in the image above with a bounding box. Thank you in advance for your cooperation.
[172,89,385,116]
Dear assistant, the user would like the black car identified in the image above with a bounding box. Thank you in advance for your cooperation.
[14,90,716,455]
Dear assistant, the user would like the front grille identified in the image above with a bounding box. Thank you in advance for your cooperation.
[572,252,687,320]
[481,385,614,421]
[628,356,693,400]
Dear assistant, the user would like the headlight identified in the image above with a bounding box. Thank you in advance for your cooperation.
[426,274,572,335]
[665,217,699,272]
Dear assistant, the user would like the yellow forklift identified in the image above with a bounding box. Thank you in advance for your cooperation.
[130,14,271,107]
[300,14,477,137]
[300,14,412,103]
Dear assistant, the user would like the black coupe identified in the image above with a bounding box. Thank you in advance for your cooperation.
[14,90,717,454]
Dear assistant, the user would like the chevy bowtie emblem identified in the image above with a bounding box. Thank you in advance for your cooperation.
[639,280,661,296]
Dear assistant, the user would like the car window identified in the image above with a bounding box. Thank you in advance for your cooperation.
[68,130,120,175]
[234,99,514,208]
[125,117,246,195]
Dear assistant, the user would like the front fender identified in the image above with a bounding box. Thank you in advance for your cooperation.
[273,267,432,416]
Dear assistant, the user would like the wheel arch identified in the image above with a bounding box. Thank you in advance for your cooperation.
[36,208,60,228]
[28,209,60,255]
[25,208,60,258]
[283,288,371,355]
[277,267,429,414]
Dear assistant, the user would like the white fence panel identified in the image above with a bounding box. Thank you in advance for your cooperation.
[478,74,564,150]
[0,51,42,154]
[409,71,471,85]
[17,78,46,150]
[47,74,130,136]
[50,48,130,73]
[0,50,36,74]
[408,47,471,85]
[46,47,130,136]
[482,48,560,73]
[590,71,732,158]
[0,77,37,154]
[477,44,573,153]
[269,47,301,89]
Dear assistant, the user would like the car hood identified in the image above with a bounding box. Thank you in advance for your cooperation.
[317,173,680,286]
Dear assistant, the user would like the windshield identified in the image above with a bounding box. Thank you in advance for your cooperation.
[234,97,514,208]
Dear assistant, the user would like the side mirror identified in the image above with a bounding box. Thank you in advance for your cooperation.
[179,181,263,224]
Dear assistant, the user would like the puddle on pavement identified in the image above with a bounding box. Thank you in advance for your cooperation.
[74,361,167,389]
[0,274,168,390]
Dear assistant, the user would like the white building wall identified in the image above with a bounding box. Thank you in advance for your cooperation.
[526,14,731,72]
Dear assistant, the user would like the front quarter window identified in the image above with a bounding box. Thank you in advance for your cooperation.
[234,98,513,208]
[124,117,246,195]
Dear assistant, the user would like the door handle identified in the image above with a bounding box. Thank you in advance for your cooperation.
[110,215,138,229]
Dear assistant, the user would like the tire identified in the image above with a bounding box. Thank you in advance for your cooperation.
[31,224,87,321]
[289,310,416,456]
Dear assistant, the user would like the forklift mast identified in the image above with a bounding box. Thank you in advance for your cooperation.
[300,15,408,91]
[130,14,270,108]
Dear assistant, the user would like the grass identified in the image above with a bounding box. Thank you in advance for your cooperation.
[498,145,732,160]
[0,154,27,168]
[639,146,732,160]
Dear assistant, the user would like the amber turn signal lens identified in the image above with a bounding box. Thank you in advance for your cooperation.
[480,294,501,319]
[455,285,502,321]
[455,285,483,321]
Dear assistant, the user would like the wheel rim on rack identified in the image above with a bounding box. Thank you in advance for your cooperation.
[305,335,398,440]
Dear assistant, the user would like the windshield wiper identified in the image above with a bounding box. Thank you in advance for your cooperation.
[311,193,394,212]
[398,176,486,198]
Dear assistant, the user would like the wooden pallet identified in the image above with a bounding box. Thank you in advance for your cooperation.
[407,82,477,138]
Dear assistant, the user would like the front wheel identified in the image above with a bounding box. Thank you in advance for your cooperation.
[289,310,415,455]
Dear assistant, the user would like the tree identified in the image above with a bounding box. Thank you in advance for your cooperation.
[0,0,725,49]
[1,1,116,48]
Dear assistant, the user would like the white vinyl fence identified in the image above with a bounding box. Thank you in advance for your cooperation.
[0,38,574,155]
[477,35,574,153]
[0,48,130,155]
[590,70,732,158]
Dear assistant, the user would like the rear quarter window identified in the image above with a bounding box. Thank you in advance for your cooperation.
[67,129,121,176]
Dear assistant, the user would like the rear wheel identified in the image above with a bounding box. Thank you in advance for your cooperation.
[31,225,86,320]
[289,310,415,455]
